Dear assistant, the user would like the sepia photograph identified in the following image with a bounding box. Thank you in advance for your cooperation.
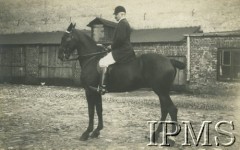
[0,0,239,149]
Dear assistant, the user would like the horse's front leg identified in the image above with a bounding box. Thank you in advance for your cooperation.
[90,92,103,138]
[80,90,95,141]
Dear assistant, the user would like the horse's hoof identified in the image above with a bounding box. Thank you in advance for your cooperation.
[90,130,100,138]
[80,132,89,141]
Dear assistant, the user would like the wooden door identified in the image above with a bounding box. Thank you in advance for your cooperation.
[11,47,25,82]
[0,46,25,83]
[38,45,78,85]
[0,47,11,81]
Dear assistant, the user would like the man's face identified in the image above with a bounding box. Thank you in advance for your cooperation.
[114,13,122,21]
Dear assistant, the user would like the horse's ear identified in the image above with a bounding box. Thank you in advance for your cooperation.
[73,23,76,29]
[66,23,73,33]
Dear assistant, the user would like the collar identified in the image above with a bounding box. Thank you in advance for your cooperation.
[118,17,126,23]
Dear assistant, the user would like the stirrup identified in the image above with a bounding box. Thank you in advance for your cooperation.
[97,85,108,95]
[88,86,108,95]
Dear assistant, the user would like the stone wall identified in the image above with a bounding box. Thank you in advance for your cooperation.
[133,42,186,57]
[132,38,240,95]
[189,36,240,94]
[133,42,187,88]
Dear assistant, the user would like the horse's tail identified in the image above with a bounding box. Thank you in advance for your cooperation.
[170,59,186,70]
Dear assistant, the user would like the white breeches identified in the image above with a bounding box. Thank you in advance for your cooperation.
[99,52,116,67]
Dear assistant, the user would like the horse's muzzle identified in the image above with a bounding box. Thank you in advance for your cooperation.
[58,47,70,61]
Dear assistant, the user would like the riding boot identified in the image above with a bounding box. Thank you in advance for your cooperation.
[98,67,108,95]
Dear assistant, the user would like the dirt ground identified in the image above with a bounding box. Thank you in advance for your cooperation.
[0,84,239,150]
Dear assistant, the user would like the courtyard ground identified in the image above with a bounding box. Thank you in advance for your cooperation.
[0,84,239,150]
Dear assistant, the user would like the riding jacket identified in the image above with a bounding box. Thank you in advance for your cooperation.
[111,18,136,63]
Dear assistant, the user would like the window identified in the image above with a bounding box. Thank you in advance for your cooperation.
[222,51,231,65]
[218,49,240,81]
[92,25,104,42]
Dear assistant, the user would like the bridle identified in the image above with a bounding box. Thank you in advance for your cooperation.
[61,30,109,61]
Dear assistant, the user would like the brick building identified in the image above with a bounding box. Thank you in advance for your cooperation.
[185,31,240,94]
[88,18,240,94]
[0,17,240,94]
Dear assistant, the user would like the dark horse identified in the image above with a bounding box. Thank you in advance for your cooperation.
[58,23,186,142]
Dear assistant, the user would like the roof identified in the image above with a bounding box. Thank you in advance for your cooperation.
[131,27,201,43]
[185,30,240,37]
[0,30,91,45]
[87,17,117,28]
[87,18,201,43]
[0,26,202,45]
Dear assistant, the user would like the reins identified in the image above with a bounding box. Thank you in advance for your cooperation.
[79,49,109,70]
[63,56,80,61]
[80,50,108,58]
[63,49,108,61]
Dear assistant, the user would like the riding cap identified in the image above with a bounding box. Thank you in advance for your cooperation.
[113,6,126,15]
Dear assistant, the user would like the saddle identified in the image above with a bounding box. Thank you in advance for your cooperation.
[97,59,136,75]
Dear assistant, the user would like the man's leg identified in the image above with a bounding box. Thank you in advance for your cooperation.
[98,52,115,95]
[98,67,108,95]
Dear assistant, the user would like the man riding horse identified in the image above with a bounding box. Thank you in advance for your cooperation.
[58,6,186,143]
[98,6,136,95]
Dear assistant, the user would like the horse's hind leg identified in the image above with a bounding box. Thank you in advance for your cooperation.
[161,93,178,146]
[166,94,178,132]
[152,89,178,142]
[151,90,169,141]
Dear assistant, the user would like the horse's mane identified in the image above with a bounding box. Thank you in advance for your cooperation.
[73,29,105,52]
[74,29,96,44]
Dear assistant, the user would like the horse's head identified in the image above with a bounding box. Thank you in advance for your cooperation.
[58,23,78,61]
